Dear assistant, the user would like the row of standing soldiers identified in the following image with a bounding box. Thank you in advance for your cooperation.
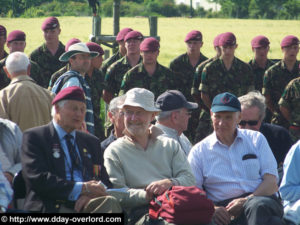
[0,17,299,143]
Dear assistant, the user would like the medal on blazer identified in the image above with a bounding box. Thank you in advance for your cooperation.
[52,144,61,158]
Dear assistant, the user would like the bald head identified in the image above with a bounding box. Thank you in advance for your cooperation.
[5,51,30,76]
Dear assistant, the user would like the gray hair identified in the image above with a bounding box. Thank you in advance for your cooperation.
[155,109,180,121]
[238,91,266,120]
[109,95,126,114]
[5,51,30,75]
[51,100,67,117]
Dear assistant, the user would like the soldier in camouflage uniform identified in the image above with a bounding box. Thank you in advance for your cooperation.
[119,37,178,98]
[48,38,81,89]
[30,17,66,88]
[103,30,143,104]
[101,27,132,75]
[0,25,8,61]
[279,77,300,142]
[0,30,43,90]
[192,33,222,143]
[198,32,255,142]
[263,35,300,129]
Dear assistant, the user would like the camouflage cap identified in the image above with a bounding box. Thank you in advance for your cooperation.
[251,35,270,48]
[281,35,299,47]
[116,28,133,42]
[65,38,81,52]
[184,30,202,42]
[41,17,60,31]
[0,25,7,37]
[124,31,143,42]
[7,30,26,43]
[140,37,160,52]
[86,42,104,55]
[219,32,236,46]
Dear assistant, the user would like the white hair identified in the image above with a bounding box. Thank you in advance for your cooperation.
[51,100,67,117]
[238,91,266,120]
[109,95,126,114]
[5,51,30,75]
[155,109,180,121]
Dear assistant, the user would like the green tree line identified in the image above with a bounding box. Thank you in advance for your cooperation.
[0,0,299,19]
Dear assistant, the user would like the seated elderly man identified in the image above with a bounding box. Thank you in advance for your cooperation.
[155,90,198,156]
[104,88,195,224]
[279,140,300,225]
[188,92,284,225]
[238,91,293,168]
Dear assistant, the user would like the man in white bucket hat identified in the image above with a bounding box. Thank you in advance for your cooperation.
[51,42,98,134]
[104,88,195,224]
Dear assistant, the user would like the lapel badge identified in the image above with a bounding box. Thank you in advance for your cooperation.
[83,148,91,158]
[52,144,61,159]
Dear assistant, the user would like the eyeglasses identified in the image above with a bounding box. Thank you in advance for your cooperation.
[239,120,259,126]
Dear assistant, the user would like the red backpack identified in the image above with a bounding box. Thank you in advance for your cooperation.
[149,186,214,225]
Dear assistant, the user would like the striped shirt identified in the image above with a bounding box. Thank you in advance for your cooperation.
[188,128,278,202]
[52,70,94,134]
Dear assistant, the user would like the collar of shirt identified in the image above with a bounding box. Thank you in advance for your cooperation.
[52,119,76,144]
[155,123,179,137]
[10,75,34,84]
[209,128,243,149]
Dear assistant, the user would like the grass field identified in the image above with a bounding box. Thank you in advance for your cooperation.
[1,17,300,66]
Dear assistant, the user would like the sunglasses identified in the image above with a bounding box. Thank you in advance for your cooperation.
[239,120,259,126]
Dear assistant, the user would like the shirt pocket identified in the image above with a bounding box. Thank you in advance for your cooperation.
[242,159,260,180]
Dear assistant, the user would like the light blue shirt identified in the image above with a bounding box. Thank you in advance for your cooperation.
[280,140,300,203]
[0,162,13,208]
[53,120,83,201]
[155,123,192,156]
[188,128,278,202]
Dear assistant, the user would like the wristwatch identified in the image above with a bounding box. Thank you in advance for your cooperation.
[0,205,7,213]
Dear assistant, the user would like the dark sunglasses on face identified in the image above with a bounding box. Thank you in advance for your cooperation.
[239,120,259,126]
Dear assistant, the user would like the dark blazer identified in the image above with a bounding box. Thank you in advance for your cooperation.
[21,122,111,213]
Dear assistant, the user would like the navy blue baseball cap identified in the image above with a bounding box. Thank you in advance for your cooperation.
[155,90,198,111]
[211,92,241,113]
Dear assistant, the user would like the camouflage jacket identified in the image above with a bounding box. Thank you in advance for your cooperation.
[279,77,300,126]
[192,57,217,96]
[48,64,70,89]
[249,59,275,92]
[263,60,300,112]
[104,56,142,96]
[169,52,207,101]
[30,41,66,88]
[101,50,123,75]
[200,57,255,100]
[119,62,179,98]
[0,50,8,60]
[0,57,43,89]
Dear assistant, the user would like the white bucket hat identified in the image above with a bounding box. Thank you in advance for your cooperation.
[59,42,99,62]
[119,88,161,112]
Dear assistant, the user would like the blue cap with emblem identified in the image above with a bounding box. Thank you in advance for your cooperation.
[211,92,241,113]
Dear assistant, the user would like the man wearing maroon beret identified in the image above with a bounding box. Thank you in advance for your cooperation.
[0,25,8,61]
[101,27,133,75]
[263,35,300,129]
[119,37,179,98]
[21,86,121,213]
[103,30,143,104]
[30,16,66,88]
[249,35,275,92]
[0,30,44,90]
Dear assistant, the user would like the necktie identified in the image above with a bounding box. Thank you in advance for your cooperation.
[65,134,81,180]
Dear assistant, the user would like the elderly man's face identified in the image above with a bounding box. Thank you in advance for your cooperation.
[123,105,154,137]
[239,106,262,131]
[174,108,191,134]
[55,100,86,133]
[211,111,241,138]
[70,53,91,74]
[110,108,125,135]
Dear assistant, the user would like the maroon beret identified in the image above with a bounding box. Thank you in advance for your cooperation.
[116,28,133,42]
[184,30,202,42]
[213,33,223,47]
[219,32,236,46]
[7,30,26,43]
[52,86,85,105]
[251,35,270,48]
[0,25,6,37]
[124,31,143,42]
[65,38,81,52]
[41,17,60,31]
[140,37,160,52]
[281,35,299,47]
[86,42,104,55]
